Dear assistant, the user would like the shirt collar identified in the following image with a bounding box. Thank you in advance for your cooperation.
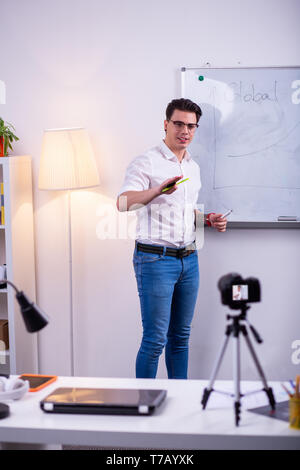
[159,140,191,162]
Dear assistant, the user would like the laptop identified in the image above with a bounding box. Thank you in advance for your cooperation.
[40,387,167,416]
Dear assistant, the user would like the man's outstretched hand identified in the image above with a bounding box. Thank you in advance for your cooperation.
[158,176,183,195]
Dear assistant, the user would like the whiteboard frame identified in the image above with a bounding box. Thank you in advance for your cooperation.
[181,65,300,228]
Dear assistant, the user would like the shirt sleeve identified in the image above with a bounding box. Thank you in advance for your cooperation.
[117,154,152,196]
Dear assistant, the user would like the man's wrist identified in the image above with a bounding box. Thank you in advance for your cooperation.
[153,185,162,198]
[205,212,215,227]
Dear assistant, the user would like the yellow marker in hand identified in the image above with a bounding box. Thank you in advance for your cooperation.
[162,178,189,193]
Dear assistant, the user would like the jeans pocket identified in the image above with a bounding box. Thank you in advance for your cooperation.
[138,252,164,263]
[133,258,142,292]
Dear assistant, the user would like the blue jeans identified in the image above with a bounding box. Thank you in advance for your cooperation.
[133,245,200,379]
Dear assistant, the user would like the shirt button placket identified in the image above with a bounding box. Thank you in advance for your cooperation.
[180,160,188,244]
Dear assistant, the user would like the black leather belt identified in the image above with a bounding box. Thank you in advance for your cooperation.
[136,242,195,259]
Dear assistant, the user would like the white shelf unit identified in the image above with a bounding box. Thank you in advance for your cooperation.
[0,156,38,375]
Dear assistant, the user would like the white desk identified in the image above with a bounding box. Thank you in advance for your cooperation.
[0,376,299,450]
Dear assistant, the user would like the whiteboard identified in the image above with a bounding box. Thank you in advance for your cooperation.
[182,67,300,224]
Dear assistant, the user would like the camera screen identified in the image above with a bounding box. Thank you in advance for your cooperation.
[232,285,248,301]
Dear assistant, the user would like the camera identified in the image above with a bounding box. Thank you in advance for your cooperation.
[218,273,260,310]
[202,273,275,426]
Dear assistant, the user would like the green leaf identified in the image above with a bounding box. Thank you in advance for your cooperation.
[0,118,19,154]
[4,138,8,156]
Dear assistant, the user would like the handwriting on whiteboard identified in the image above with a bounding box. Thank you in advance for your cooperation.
[225,81,278,103]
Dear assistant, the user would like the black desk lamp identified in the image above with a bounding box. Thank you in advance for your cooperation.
[3,280,49,332]
[0,280,49,419]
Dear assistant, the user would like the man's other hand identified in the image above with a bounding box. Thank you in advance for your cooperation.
[209,213,227,232]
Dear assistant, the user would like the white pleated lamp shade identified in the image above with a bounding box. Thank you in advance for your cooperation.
[38,128,100,190]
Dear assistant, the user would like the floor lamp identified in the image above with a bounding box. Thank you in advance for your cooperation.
[38,128,100,375]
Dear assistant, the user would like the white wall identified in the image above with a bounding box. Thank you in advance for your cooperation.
[1,0,299,380]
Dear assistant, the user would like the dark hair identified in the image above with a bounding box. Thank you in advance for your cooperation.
[166,98,202,123]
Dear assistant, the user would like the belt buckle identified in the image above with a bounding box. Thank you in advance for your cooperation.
[176,248,186,259]
[177,245,195,258]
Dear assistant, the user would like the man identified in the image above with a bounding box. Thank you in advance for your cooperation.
[233,285,242,301]
[117,98,227,379]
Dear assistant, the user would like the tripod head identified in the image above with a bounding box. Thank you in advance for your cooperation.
[226,305,263,344]
[226,304,250,321]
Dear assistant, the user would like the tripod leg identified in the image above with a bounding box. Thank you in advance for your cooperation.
[201,332,231,409]
[243,330,276,410]
[233,332,241,426]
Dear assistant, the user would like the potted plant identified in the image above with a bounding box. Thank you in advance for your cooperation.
[0,118,19,157]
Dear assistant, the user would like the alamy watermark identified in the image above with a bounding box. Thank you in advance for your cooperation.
[0,80,5,104]
[291,339,300,365]
[291,80,300,104]
[96,197,205,250]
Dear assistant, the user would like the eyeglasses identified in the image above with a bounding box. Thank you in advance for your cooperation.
[168,120,199,132]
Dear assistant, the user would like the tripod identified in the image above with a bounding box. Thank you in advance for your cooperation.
[201,305,276,426]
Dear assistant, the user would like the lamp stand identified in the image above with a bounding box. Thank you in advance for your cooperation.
[68,190,75,376]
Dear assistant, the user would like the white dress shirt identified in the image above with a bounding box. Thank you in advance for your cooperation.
[118,140,201,247]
